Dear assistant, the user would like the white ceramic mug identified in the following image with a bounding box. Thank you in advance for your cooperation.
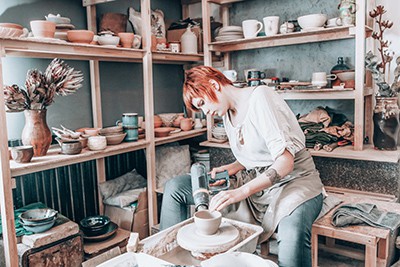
[242,19,263,39]
[312,72,337,87]
[223,70,238,82]
[263,16,280,36]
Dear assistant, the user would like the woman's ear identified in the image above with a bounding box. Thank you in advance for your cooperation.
[209,79,220,91]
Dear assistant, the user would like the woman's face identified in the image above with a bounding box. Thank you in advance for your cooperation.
[191,80,230,116]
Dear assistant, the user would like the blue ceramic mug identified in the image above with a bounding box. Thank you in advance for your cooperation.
[116,113,138,128]
[124,127,138,142]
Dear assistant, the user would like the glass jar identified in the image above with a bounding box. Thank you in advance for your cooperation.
[373,97,399,150]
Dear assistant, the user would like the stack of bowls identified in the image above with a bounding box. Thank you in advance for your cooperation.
[212,125,228,141]
[19,208,58,233]
[80,215,110,236]
[100,125,126,145]
[45,14,75,41]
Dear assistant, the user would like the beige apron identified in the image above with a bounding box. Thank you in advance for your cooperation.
[222,148,323,243]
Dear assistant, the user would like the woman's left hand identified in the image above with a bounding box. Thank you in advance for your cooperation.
[209,187,248,212]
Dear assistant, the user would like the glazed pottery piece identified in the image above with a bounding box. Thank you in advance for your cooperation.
[21,109,52,156]
[194,210,222,235]
[11,146,34,163]
[82,221,118,242]
[20,217,56,233]
[297,14,327,29]
[56,139,82,155]
[116,113,138,128]
[19,208,58,225]
[80,215,111,236]
[98,35,120,47]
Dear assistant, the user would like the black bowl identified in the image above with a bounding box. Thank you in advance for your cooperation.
[79,215,111,236]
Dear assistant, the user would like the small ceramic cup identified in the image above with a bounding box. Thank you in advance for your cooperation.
[57,139,82,155]
[87,136,107,151]
[116,113,138,128]
[180,118,194,131]
[194,210,222,235]
[118,32,135,48]
[124,127,139,142]
[11,146,34,163]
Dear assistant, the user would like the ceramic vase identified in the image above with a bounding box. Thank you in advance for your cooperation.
[373,97,399,150]
[21,109,52,156]
[181,26,197,54]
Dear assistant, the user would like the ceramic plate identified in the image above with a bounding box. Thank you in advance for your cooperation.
[170,128,181,134]
[201,251,278,267]
[219,26,243,33]
[82,221,118,242]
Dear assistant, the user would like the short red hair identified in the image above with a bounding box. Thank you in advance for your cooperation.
[183,66,233,111]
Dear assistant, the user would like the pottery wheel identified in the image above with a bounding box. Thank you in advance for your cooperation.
[177,221,240,254]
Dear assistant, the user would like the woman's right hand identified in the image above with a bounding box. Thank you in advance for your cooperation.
[209,161,245,178]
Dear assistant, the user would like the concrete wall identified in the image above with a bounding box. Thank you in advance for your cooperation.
[1,0,185,140]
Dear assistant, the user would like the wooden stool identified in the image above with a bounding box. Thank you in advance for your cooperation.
[312,195,400,267]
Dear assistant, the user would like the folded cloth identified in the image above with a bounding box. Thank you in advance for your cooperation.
[332,203,400,232]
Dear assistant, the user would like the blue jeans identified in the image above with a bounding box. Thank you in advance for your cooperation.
[159,174,323,267]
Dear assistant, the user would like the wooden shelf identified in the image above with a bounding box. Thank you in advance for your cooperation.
[200,141,399,163]
[152,51,203,64]
[209,26,354,53]
[155,128,207,146]
[0,38,203,64]
[181,0,244,4]
[10,139,149,177]
[277,87,373,100]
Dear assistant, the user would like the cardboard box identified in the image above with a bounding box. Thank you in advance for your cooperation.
[104,190,149,240]
[167,26,203,53]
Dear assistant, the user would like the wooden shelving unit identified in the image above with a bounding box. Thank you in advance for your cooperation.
[201,0,377,154]
[199,141,399,163]
[0,1,206,266]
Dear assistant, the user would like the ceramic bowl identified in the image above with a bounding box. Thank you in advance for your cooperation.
[0,27,24,38]
[45,15,71,25]
[84,127,101,136]
[98,35,120,47]
[104,132,127,145]
[194,210,222,235]
[87,136,107,151]
[154,127,173,137]
[337,70,355,81]
[11,146,34,163]
[58,140,82,155]
[19,208,58,225]
[99,125,123,135]
[158,113,179,127]
[201,252,278,267]
[20,217,56,233]
[67,30,94,44]
[80,215,111,236]
[30,20,56,38]
[298,14,327,29]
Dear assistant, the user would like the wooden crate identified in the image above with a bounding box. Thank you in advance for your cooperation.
[21,234,83,267]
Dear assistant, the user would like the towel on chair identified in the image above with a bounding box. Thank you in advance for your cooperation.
[331,203,400,232]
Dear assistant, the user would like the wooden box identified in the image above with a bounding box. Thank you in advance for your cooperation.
[21,234,83,267]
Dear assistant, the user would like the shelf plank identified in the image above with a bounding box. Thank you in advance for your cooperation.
[10,140,149,177]
[200,141,399,163]
[152,51,203,64]
[82,0,117,7]
[155,128,207,146]
[0,37,145,62]
[209,26,354,52]
[277,88,356,100]
[181,0,244,4]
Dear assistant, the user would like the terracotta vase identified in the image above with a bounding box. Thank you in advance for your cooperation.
[373,97,399,150]
[21,109,52,156]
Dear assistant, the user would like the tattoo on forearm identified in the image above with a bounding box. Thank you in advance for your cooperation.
[265,168,281,185]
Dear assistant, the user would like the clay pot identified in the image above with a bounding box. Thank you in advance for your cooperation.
[172,113,185,128]
[21,110,52,156]
[30,20,56,38]
[118,32,134,48]
[67,30,94,44]
[194,210,222,235]
[154,127,173,137]
[180,118,194,131]
[56,139,82,155]
[11,146,34,163]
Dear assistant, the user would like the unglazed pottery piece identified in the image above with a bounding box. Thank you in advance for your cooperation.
[194,210,222,235]
[177,221,240,260]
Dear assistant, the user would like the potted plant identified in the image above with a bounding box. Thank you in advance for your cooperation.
[365,5,399,150]
[3,58,83,156]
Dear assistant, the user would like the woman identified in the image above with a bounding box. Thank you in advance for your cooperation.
[160,66,323,267]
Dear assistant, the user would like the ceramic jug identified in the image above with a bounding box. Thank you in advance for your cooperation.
[338,0,356,26]
[181,26,198,54]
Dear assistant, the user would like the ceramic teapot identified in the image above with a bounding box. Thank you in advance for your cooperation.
[338,0,356,26]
